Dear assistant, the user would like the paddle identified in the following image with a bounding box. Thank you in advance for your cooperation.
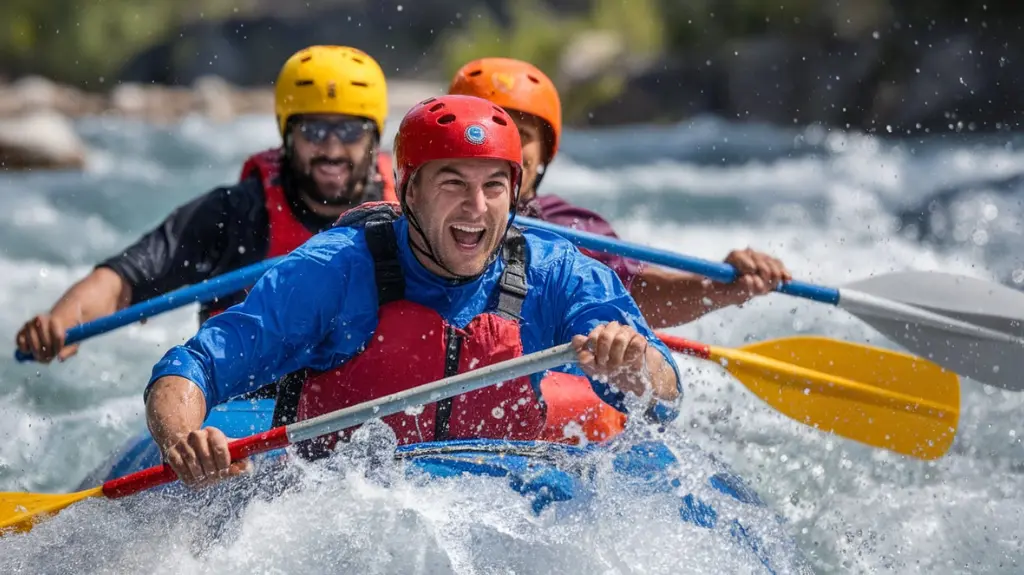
[0,342,579,535]
[517,215,1024,392]
[14,258,282,362]
[1,328,959,536]
[655,331,959,461]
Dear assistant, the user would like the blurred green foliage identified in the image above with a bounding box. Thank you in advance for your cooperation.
[439,0,666,123]
[0,0,246,87]
[0,0,1007,123]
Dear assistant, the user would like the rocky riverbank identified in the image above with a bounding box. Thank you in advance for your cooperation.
[4,0,1024,171]
[0,76,440,171]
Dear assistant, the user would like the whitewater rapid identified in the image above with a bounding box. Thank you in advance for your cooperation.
[0,112,1022,573]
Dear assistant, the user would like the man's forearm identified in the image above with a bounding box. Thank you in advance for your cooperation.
[50,267,133,325]
[631,267,734,328]
[145,376,209,454]
[608,345,680,403]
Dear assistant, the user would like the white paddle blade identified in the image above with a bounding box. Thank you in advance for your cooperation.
[845,271,1024,338]
[839,271,1024,391]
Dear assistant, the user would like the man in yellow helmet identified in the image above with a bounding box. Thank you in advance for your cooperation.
[449,58,792,329]
[16,45,395,365]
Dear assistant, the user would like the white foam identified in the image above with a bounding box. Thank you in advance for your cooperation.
[0,115,1020,572]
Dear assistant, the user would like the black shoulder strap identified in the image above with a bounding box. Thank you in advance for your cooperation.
[331,201,405,305]
[272,216,406,429]
[269,370,306,428]
[494,226,528,321]
[364,220,405,305]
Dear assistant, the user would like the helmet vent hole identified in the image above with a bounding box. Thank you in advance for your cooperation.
[468,69,483,77]
[352,57,364,64]
[492,115,508,126]
[492,106,505,115]
[351,81,368,87]
[300,55,313,63]
[428,103,445,112]
[527,75,540,84]
[295,79,314,86]
[436,114,457,125]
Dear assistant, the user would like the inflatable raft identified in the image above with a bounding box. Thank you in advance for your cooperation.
[80,398,808,574]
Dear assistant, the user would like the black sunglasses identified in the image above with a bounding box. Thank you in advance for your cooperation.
[295,119,372,145]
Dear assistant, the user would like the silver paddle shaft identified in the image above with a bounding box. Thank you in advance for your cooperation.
[286,343,578,444]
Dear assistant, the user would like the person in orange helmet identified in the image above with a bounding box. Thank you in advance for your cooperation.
[449,58,793,443]
[449,57,792,327]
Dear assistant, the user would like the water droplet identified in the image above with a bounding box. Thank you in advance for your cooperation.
[971,229,988,246]
[491,407,505,419]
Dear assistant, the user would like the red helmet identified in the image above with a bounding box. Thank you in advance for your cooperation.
[394,95,523,204]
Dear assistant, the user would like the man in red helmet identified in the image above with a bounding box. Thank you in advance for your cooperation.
[144,95,682,486]
[448,58,792,328]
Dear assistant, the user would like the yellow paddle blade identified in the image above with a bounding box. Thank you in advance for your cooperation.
[716,336,960,460]
[0,486,105,535]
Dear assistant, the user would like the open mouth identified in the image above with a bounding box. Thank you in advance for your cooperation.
[450,223,486,251]
[312,159,352,180]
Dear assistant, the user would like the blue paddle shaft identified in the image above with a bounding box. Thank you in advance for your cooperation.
[14,214,841,363]
[516,216,840,305]
[14,257,283,362]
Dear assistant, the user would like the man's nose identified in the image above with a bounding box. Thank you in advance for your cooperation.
[318,132,348,155]
[464,184,488,214]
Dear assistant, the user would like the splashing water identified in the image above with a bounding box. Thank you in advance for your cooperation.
[0,113,1022,572]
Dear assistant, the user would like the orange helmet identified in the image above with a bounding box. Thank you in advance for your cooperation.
[448,58,562,164]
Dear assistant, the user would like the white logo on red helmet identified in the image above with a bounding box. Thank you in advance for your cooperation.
[465,124,487,145]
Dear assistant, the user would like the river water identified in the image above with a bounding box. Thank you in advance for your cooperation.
[0,110,1021,573]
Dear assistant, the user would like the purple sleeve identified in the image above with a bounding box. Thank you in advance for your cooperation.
[525,195,645,290]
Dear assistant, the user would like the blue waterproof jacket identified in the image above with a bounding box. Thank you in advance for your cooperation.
[148,217,682,422]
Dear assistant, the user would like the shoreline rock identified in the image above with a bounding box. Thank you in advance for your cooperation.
[0,75,441,171]
[0,75,442,123]
[0,110,87,170]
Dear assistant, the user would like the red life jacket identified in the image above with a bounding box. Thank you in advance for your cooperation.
[200,148,397,321]
[273,202,626,460]
[275,201,543,458]
[538,371,627,444]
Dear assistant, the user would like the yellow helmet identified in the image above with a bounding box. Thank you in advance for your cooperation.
[274,45,388,138]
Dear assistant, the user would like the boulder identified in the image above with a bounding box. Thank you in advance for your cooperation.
[193,75,236,122]
[0,110,87,170]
